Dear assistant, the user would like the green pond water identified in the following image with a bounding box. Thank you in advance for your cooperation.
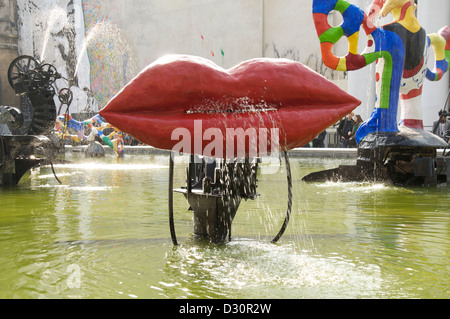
[0,152,449,299]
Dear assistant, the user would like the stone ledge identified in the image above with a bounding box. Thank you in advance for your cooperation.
[65,145,447,158]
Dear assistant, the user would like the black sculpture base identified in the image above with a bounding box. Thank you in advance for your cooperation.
[174,189,241,244]
[172,155,258,244]
[303,127,450,186]
[0,135,51,186]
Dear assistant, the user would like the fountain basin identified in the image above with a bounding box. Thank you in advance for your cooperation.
[2,153,449,299]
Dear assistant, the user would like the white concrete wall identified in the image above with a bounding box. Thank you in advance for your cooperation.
[110,0,264,69]
[101,0,328,71]
[263,0,318,62]
[263,1,347,87]
[78,0,344,109]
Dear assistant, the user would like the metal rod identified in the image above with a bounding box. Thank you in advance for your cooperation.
[271,151,293,244]
[168,152,178,245]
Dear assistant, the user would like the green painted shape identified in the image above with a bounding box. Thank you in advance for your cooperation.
[319,27,344,44]
[363,50,393,109]
[335,0,351,13]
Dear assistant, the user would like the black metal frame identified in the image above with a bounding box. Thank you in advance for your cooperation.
[168,151,293,245]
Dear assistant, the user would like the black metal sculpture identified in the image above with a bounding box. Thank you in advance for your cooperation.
[169,152,292,244]
[303,95,450,186]
[0,56,68,186]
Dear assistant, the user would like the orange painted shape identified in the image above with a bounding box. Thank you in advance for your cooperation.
[320,42,340,69]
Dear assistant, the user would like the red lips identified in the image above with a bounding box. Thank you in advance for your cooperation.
[100,54,360,158]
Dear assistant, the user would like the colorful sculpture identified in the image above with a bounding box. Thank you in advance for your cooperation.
[56,114,124,157]
[100,54,360,158]
[313,0,450,143]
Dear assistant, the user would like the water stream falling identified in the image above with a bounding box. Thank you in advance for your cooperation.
[16,0,92,113]
[15,0,138,114]
[74,19,139,107]
[40,6,68,62]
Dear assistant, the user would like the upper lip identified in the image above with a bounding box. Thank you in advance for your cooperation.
[102,54,359,114]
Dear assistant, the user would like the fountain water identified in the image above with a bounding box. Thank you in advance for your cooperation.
[40,6,68,63]
[74,20,139,108]
[3,1,450,301]
[16,0,92,114]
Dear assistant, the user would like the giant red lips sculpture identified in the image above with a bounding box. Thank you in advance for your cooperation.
[100,54,360,158]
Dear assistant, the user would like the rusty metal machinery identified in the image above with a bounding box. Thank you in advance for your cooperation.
[7,55,74,135]
[1,56,69,186]
[170,152,292,245]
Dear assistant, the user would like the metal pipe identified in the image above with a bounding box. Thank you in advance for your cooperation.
[168,152,178,245]
[271,151,293,243]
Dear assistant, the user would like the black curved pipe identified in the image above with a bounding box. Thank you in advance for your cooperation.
[168,152,178,246]
[271,151,293,244]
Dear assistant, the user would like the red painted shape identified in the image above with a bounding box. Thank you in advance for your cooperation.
[320,42,340,70]
[439,25,450,48]
[313,13,330,37]
[402,119,424,129]
[100,54,361,158]
[398,1,412,21]
[401,86,423,100]
[346,53,368,71]
[403,57,424,78]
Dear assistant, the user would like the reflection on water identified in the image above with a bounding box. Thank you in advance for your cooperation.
[0,153,449,299]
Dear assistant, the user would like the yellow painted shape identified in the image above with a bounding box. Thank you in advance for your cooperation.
[396,8,421,32]
[337,58,347,71]
[348,32,360,55]
[429,33,446,61]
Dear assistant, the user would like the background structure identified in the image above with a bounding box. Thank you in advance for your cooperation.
[0,0,448,129]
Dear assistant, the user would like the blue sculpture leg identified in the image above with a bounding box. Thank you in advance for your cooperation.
[356,29,405,144]
[355,108,398,144]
